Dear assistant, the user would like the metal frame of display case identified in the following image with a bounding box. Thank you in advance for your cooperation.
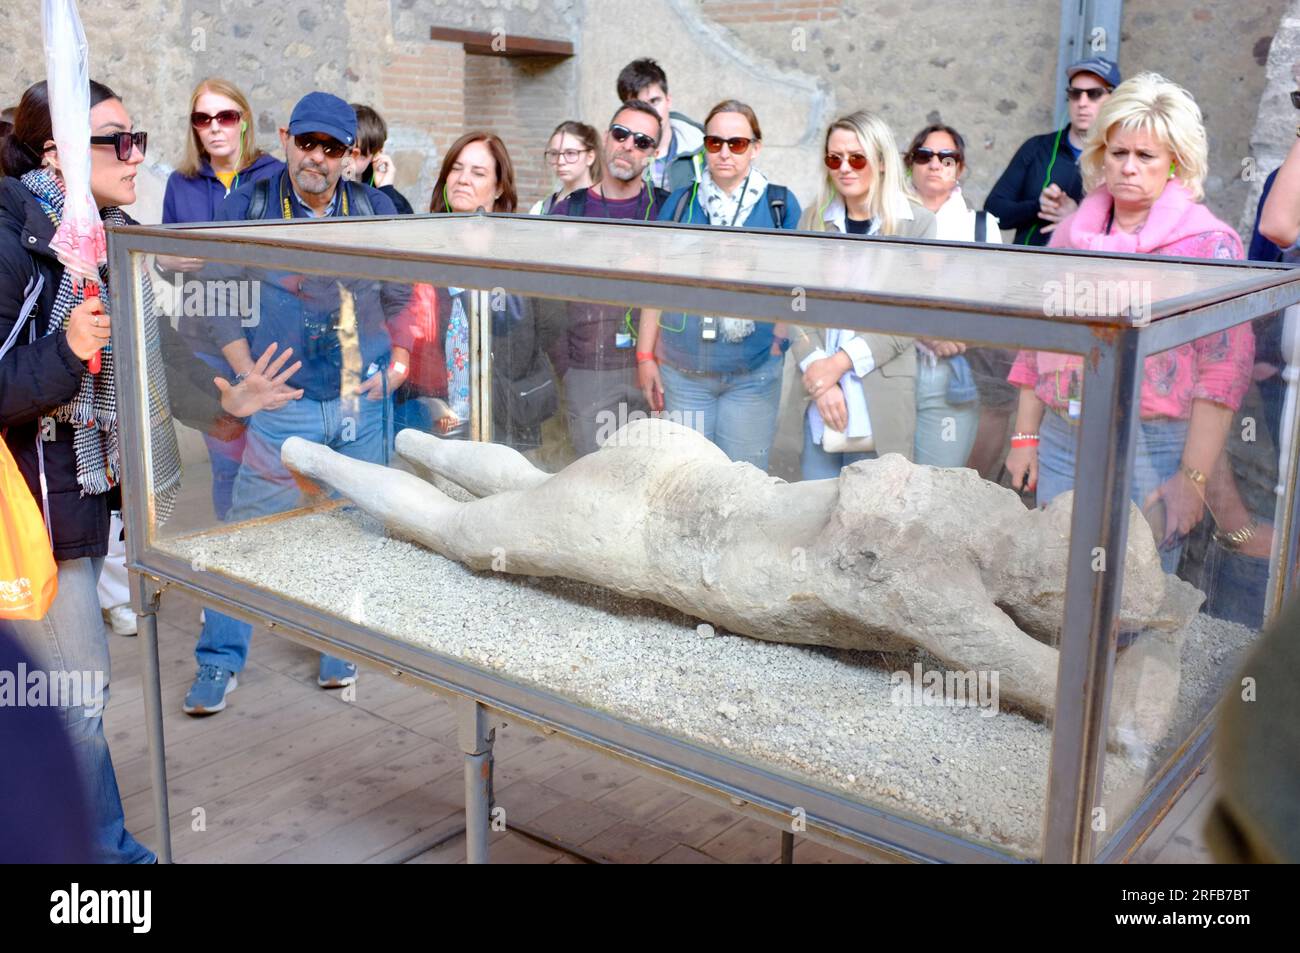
[108,213,1300,864]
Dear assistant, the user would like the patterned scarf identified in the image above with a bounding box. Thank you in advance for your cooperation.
[20,168,181,522]
[699,167,770,343]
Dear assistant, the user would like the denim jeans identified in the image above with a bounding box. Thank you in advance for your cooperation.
[800,415,877,480]
[6,557,155,863]
[659,351,784,470]
[1037,410,1190,573]
[913,359,980,468]
[196,395,389,673]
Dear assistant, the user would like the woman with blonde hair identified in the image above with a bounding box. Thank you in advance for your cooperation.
[790,110,936,480]
[163,78,283,224]
[1006,73,1254,571]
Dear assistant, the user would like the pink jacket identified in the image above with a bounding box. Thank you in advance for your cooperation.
[1009,182,1254,418]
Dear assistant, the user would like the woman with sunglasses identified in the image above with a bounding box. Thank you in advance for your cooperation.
[901,124,1004,471]
[0,80,300,863]
[787,110,935,481]
[637,100,801,471]
[163,78,283,228]
[529,120,601,215]
[158,80,285,525]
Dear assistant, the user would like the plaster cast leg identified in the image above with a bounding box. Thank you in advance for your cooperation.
[395,428,551,497]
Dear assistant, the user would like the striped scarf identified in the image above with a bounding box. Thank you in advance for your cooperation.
[20,169,181,522]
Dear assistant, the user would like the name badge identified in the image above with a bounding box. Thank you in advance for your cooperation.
[614,332,633,349]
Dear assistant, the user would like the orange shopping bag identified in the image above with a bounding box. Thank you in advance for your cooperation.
[1,435,57,620]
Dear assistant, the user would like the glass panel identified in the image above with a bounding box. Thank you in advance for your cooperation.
[125,234,1106,860]
[118,218,1300,860]
[1098,308,1287,853]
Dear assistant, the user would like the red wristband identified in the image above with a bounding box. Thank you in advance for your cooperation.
[1010,438,1040,449]
[635,351,656,364]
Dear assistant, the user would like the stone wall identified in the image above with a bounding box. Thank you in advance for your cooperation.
[0,0,1294,236]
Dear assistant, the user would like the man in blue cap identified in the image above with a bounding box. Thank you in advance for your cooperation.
[985,56,1121,245]
[183,92,412,714]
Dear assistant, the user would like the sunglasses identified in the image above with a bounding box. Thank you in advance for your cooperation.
[1066,86,1109,102]
[544,148,589,164]
[608,124,657,152]
[191,110,242,129]
[911,148,961,168]
[90,131,147,161]
[824,152,868,171]
[703,135,755,155]
[293,134,348,159]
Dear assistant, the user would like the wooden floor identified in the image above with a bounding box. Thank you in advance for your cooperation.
[104,588,1217,864]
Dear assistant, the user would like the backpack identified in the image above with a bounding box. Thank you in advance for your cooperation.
[670,184,790,228]
[246,176,375,220]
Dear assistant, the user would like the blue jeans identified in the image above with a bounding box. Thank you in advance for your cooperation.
[659,351,784,470]
[1037,410,1189,573]
[801,417,877,480]
[6,557,155,863]
[913,359,979,468]
[196,395,389,673]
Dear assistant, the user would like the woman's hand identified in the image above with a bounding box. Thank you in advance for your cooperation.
[370,152,396,188]
[920,338,967,358]
[637,359,665,413]
[213,342,304,417]
[1144,470,1206,545]
[65,295,111,362]
[1006,444,1038,494]
[803,356,843,399]
[357,363,408,401]
[815,386,848,433]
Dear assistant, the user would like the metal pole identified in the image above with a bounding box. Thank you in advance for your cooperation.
[135,602,173,863]
[1042,328,1142,863]
[457,697,494,864]
[780,830,795,864]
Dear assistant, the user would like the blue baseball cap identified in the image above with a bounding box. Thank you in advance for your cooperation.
[1067,56,1121,89]
[287,91,356,147]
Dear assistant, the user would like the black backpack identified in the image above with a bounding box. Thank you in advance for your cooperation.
[246,176,375,220]
[670,183,790,227]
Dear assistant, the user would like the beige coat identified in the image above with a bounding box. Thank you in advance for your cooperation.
[788,195,937,460]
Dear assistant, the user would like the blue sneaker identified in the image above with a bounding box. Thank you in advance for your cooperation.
[317,655,357,689]
[183,664,237,715]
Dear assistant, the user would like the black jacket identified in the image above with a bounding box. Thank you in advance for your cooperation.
[984,126,1085,246]
[0,177,230,560]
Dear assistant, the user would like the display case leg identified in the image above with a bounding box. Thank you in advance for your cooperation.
[780,830,794,864]
[132,577,172,864]
[456,697,495,864]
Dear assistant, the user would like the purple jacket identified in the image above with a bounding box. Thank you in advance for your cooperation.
[162,151,284,224]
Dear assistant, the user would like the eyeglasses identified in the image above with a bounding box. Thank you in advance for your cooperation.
[703,135,755,155]
[1066,86,1109,102]
[191,110,242,129]
[608,124,657,152]
[910,148,961,168]
[824,152,868,171]
[293,134,348,159]
[544,148,589,164]
[90,131,147,161]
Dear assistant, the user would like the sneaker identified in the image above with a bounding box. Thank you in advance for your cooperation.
[183,665,238,715]
[104,604,137,637]
[317,655,358,689]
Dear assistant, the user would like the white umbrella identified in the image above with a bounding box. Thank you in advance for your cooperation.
[42,0,107,374]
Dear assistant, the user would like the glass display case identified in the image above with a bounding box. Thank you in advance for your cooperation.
[108,212,1300,863]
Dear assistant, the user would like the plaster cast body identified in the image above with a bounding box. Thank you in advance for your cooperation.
[281,418,1199,735]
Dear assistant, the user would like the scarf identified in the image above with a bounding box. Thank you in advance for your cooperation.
[1049,180,1245,257]
[699,167,770,342]
[20,168,181,522]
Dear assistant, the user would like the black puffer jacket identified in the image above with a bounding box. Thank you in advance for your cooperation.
[0,177,229,561]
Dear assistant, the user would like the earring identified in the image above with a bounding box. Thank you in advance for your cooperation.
[1169,162,1177,179]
